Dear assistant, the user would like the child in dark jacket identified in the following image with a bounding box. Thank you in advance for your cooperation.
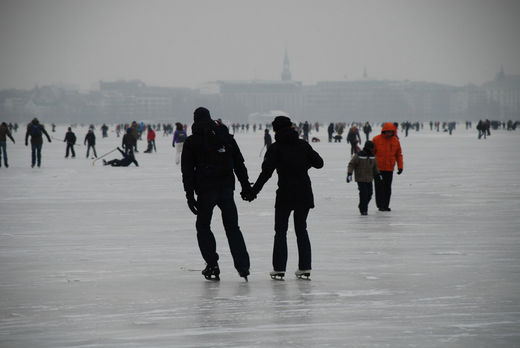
[347,141,381,215]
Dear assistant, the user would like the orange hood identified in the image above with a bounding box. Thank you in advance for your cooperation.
[381,123,397,134]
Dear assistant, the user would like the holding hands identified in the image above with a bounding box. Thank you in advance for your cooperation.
[240,182,257,202]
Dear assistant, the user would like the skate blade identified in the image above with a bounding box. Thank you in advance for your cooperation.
[270,273,285,281]
[296,273,311,280]
[204,275,220,281]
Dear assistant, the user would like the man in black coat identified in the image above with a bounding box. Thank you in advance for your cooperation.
[25,117,51,168]
[63,127,76,158]
[122,128,136,154]
[246,116,324,279]
[181,107,252,281]
[84,129,97,158]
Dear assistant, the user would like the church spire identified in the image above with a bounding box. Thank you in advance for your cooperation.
[281,48,292,81]
[496,64,505,80]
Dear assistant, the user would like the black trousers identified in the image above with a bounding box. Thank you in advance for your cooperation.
[86,144,97,158]
[196,188,250,271]
[273,206,311,272]
[31,143,42,167]
[357,182,373,213]
[65,144,75,157]
[375,171,393,209]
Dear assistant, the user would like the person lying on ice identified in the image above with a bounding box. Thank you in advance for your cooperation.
[103,147,139,167]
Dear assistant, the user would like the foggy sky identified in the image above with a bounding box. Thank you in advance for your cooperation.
[1,0,519,91]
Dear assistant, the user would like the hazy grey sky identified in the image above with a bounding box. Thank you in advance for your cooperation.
[1,0,519,90]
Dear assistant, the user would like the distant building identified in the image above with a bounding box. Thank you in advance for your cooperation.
[214,50,303,120]
[1,58,518,123]
[483,67,520,120]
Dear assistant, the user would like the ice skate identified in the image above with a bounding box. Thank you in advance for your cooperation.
[295,269,311,280]
[270,270,285,280]
[238,269,249,282]
[201,264,220,281]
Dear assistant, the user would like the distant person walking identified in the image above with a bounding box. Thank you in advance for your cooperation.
[130,121,140,152]
[346,125,362,156]
[144,126,156,153]
[63,127,76,158]
[84,129,97,158]
[0,122,16,168]
[372,123,403,212]
[302,121,310,142]
[328,122,334,142]
[25,117,51,168]
[122,128,136,155]
[245,116,324,280]
[172,122,187,165]
[363,122,372,142]
[264,128,272,148]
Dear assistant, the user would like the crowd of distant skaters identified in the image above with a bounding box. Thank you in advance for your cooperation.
[0,117,518,170]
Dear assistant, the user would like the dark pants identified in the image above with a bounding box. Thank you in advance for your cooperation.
[31,143,42,167]
[0,142,7,166]
[65,143,75,157]
[195,188,250,272]
[375,171,393,210]
[86,144,97,158]
[357,182,373,213]
[273,206,311,272]
[350,142,359,155]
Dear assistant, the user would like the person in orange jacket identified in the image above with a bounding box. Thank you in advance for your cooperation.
[372,123,403,211]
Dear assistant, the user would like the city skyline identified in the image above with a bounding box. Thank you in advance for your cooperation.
[1,0,520,91]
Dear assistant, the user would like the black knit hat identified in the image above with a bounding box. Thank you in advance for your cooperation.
[272,116,292,132]
[194,107,211,123]
[363,140,374,151]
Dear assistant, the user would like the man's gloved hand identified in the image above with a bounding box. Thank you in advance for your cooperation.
[346,174,352,183]
[186,192,198,215]
[397,168,403,175]
[240,183,257,202]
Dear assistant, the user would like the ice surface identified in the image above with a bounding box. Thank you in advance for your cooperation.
[1,125,519,347]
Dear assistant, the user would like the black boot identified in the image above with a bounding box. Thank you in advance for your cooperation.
[238,268,249,282]
[202,264,220,281]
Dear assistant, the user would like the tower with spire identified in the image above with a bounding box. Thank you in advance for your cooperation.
[496,64,505,81]
[281,48,292,81]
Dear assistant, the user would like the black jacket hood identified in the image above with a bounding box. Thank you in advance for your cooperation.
[274,127,299,144]
[191,119,215,135]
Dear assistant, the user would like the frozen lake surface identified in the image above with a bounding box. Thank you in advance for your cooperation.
[1,124,519,347]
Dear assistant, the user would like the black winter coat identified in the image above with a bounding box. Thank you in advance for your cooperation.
[122,133,135,149]
[65,131,76,145]
[25,123,51,145]
[253,127,324,209]
[181,120,249,196]
[264,133,272,148]
[84,132,96,145]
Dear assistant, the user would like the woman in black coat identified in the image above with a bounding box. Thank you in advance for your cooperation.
[249,116,323,279]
